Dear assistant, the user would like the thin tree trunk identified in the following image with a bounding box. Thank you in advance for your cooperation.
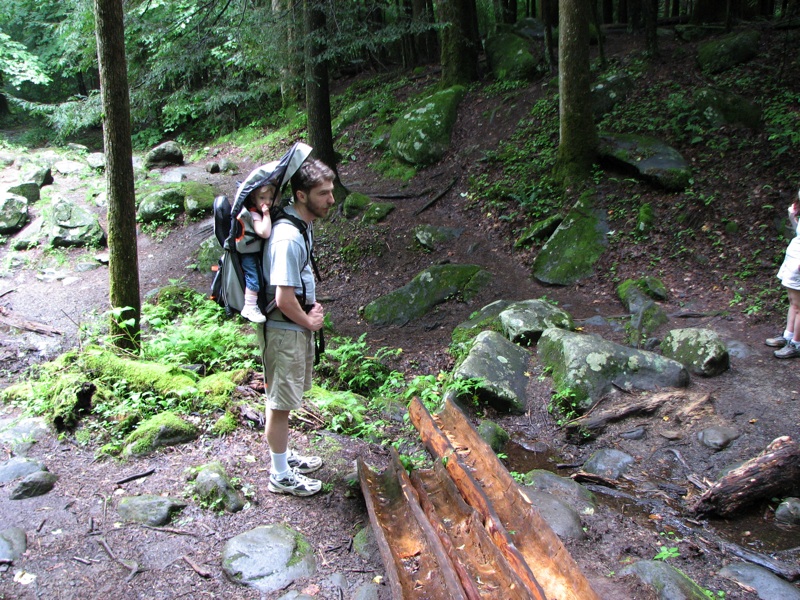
[554,0,597,186]
[304,0,338,177]
[94,0,141,353]
[644,0,659,56]
[439,0,480,87]
[543,0,556,72]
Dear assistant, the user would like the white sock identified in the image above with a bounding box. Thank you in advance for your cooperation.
[245,289,258,308]
[784,329,793,340]
[271,451,289,476]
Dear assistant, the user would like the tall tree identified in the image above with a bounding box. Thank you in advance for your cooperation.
[439,0,480,86]
[553,0,596,186]
[274,0,303,106]
[643,0,659,57]
[304,0,338,178]
[94,0,141,352]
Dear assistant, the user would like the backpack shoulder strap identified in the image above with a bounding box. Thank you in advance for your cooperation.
[270,208,322,282]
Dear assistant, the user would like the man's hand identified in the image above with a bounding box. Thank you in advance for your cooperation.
[306,303,324,332]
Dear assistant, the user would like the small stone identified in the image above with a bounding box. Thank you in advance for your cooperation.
[10,471,58,499]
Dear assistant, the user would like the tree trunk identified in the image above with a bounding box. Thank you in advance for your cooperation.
[412,0,439,64]
[304,0,338,175]
[602,0,614,23]
[644,0,659,56]
[439,0,480,86]
[274,0,303,106]
[691,0,728,23]
[543,0,556,72]
[554,0,597,186]
[93,0,141,353]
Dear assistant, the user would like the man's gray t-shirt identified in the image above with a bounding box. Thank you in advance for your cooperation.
[262,205,315,332]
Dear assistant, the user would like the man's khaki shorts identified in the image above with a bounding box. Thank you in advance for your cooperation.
[264,327,314,411]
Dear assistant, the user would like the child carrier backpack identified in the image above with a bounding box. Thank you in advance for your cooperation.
[210,142,313,318]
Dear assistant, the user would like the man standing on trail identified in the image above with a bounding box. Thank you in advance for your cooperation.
[261,157,335,497]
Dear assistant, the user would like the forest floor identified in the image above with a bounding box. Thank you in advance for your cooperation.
[0,23,799,600]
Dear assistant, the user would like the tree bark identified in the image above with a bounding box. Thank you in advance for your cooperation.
[554,0,597,186]
[304,0,337,174]
[94,0,141,353]
[439,0,480,86]
[690,436,800,518]
[274,0,303,106]
[412,0,439,63]
[643,0,659,56]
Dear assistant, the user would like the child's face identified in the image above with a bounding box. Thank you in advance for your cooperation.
[254,185,275,209]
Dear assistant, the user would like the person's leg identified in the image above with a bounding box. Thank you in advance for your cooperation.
[266,408,290,474]
[240,255,265,322]
[775,289,800,358]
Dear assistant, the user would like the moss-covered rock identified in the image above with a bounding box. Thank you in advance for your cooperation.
[514,214,562,248]
[210,411,238,435]
[451,300,511,360]
[342,192,371,219]
[477,419,510,453]
[333,98,376,138]
[591,72,634,119]
[598,133,691,191]
[389,86,466,166]
[698,30,760,74]
[532,191,609,285]
[414,224,464,251]
[361,201,395,224]
[190,461,245,512]
[197,370,246,411]
[693,87,761,129]
[637,203,654,234]
[179,181,217,218]
[661,328,729,377]
[363,264,490,326]
[485,33,541,81]
[499,298,575,345]
[137,187,185,224]
[123,411,198,456]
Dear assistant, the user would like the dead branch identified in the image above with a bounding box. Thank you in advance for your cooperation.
[114,469,155,486]
[183,555,212,578]
[140,524,198,537]
[565,392,682,436]
[570,470,619,488]
[0,306,62,336]
[413,176,458,216]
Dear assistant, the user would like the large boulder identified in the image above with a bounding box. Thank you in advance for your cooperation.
[719,563,800,600]
[362,263,490,326]
[137,187,185,224]
[498,298,574,345]
[222,525,316,593]
[661,328,730,377]
[0,193,29,234]
[43,200,106,248]
[414,224,464,251]
[389,86,466,166]
[191,461,246,513]
[532,192,609,285]
[7,182,40,203]
[617,278,669,344]
[698,30,760,74]
[123,411,198,456]
[485,32,541,81]
[537,328,690,411]
[598,133,691,191]
[591,72,634,119]
[453,330,531,414]
[144,141,184,169]
[621,560,711,600]
[693,87,761,129]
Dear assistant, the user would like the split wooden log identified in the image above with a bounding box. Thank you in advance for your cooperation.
[409,395,601,600]
[565,391,682,436]
[358,453,468,599]
[690,436,800,518]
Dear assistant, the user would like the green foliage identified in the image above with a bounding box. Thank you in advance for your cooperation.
[317,334,401,396]
[547,386,582,426]
[0,30,50,88]
[653,546,680,561]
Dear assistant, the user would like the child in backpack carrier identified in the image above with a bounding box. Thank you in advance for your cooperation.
[238,184,274,323]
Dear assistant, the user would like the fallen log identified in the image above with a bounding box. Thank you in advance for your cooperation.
[690,436,800,518]
[410,395,601,600]
[410,460,536,599]
[358,453,468,599]
[565,391,681,436]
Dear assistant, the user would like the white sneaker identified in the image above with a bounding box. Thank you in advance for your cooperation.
[287,449,323,474]
[268,468,322,497]
[240,305,266,323]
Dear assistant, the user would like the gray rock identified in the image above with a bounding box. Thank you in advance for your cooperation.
[144,141,184,169]
[0,417,49,454]
[532,193,609,285]
[0,193,29,234]
[693,88,761,129]
[537,328,690,410]
[160,169,187,183]
[498,298,574,345]
[218,158,237,173]
[514,214,562,248]
[697,426,739,451]
[123,411,198,456]
[661,328,729,377]
[0,527,27,561]
[522,469,597,513]
[583,448,634,480]
[485,32,541,81]
[0,457,46,483]
[222,524,316,593]
[719,562,800,600]
[523,490,586,539]
[10,470,58,499]
[43,200,106,248]
[775,497,800,525]
[453,330,531,414]
[414,224,463,251]
[352,525,378,560]
[53,159,87,175]
[19,165,53,188]
[592,72,634,119]
[206,162,220,174]
[193,462,245,513]
[361,201,394,224]
[117,495,187,526]
[86,152,106,170]
[599,133,691,191]
[698,30,760,74]
[621,560,711,599]
[7,182,40,203]
[477,419,510,453]
[0,152,14,166]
